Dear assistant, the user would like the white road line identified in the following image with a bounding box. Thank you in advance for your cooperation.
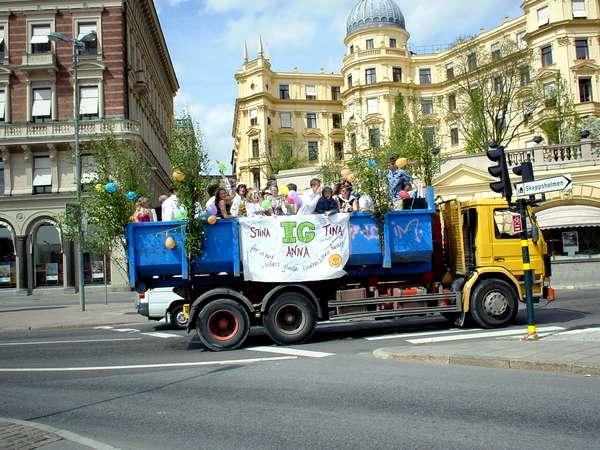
[141,332,181,339]
[555,328,600,336]
[246,346,334,358]
[113,328,140,333]
[0,356,297,372]
[365,328,481,341]
[93,326,114,330]
[0,338,142,347]
[406,326,566,344]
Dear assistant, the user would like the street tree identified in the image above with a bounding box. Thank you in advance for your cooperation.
[261,134,307,182]
[539,72,581,144]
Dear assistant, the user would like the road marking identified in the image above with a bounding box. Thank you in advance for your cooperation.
[0,356,297,372]
[93,326,114,330]
[0,338,142,347]
[365,328,481,341]
[555,328,600,336]
[406,326,565,344]
[246,346,334,358]
[141,332,181,339]
[113,328,140,333]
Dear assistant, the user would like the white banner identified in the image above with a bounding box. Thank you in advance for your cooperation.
[239,214,351,282]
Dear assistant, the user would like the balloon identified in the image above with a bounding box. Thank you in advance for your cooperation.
[94,184,103,193]
[286,196,295,205]
[340,169,351,180]
[165,236,176,249]
[368,159,377,168]
[261,200,272,209]
[175,210,188,221]
[105,182,117,193]
[172,170,185,182]
[396,157,408,169]
[127,191,138,201]
[218,162,227,174]
[288,190,298,199]
[293,196,303,207]
[347,173,357,183]
[280,185,289,196]
[207,215,218,225]
[207,204,218,215]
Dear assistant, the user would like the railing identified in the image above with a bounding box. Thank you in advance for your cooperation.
[505,141,599,167]
[0,119,141,141]
[21,53,56,66]
[408,44,453,55]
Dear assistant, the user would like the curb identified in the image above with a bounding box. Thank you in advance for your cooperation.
[373,349,600,377]
[0,416,121,450]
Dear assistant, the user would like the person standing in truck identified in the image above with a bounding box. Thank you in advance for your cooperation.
[161,187,183,222]
[230,183,248,217]
[297,178,322,215]
[387,155,412,210]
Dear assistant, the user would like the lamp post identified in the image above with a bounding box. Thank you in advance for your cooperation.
[48,30,96,312]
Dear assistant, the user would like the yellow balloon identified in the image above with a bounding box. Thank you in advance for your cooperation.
[172,170,185,182]
[95,184,104,193]
[340,169,351,180]
[165,236,176,249]
[280,185,289,196]
[207,215,218,225]
[396,158,408,169]
[347,173,357,183]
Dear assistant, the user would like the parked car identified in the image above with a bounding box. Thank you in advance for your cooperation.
[135,287,188,329]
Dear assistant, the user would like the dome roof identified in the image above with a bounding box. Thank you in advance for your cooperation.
[346,0,406,36]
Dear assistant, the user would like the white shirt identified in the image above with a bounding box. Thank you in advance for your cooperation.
[162,195,182,221]
[205,196,215,211]
[246,203,265,217]
[358,194,374,212]
[230,194,246,217]
[297,189,320,215]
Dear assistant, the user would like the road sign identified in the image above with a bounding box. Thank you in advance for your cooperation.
[513,214,523,233]
[515,174,572,197]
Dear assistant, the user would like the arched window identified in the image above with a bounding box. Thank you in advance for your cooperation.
[0,223,16,288]
[34,223,63,287]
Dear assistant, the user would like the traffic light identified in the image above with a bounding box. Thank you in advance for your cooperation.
[487,144,512,205]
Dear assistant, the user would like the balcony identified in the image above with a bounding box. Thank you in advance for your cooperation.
[21,53,57,73]
[0,119,141,146]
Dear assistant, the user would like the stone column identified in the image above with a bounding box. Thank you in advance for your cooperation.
[15,236,29,295]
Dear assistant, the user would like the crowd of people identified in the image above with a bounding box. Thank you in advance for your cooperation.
[130,154,418,223]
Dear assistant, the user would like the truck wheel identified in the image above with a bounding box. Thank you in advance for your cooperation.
[197,299,250,351]
[263,292,316,346]
[169,305,188,330]
[470,279,518,329]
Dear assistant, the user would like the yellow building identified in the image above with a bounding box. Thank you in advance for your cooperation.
[232,0,600,286]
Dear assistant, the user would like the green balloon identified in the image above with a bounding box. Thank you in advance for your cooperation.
[261,200,271,209]
[175,210,187,220]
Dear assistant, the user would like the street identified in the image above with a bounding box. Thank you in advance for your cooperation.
[0,289,599,449]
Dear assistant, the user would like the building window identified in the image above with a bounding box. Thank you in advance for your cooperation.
[579,77,592,102]
[77,22,97,55]
[334,142,343,160]
[306,85,316,100]
[365,68,376,85]
[494,76,504,95]
[31,24,51,54]
[0,26,5,59]
[467,53,477,71]
[252,170,260,191]
[543,81,556,106]
[423,128,435,147]
[448,93,457,111]
[280,112,292,128]
[516,30,527,50]
[349,45,354,54]
[419,68,431,84]
[32,88,51,122]
[81,155,96,184]
[350,133,357,152]
[389,38,397,48]
[537,6,549,27]
[446,63,454,80]
[523,100,534,122]
[369,128,381,148]
[366,39,374,49]
[421,97,433,115]
[450,127,459,146]
[306,112,317,129]
[393,67,402,82]
[520,66,531,86]
[308,141,319,161]
[347,74,353,88]
[575,38,589,60]
[541,45,553,66]
[331,86,341,101]
[0,89,5,122]
[367,98,378,115]
[250,109,258,126]
[251,139,259,158]
[267,116,271,126]
[491,42,501,61]
[79,86,99,120]
[572,0,587,18]
[332,113,342,129]
[279,84,289,99]
[33,157,52,194]
[0,161,4,195]
[34,224,63,287]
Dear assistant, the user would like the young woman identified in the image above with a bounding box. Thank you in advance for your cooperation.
[246,190,269,216]
[230,183,248,217]
[268,184,287,216]
[131,198,154,223]
[338,185,358,213]
[315,186,339,216]
[215,187,233,219]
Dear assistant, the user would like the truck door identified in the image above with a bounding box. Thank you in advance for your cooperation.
[490,208,525,275]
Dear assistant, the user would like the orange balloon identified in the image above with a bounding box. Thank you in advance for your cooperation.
[207,215,218,225]
[347,173,357,183]
[396,158,408,169]
[165,236,176,249]
[172,170,185,182]
[340,169,351,180]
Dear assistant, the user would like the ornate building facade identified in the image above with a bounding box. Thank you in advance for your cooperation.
[0,0,178,292]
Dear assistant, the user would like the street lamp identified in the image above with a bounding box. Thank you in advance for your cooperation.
[532,135,544,144]
[431,145,441,156]
[48,30,96,312]
[580,129,591,139]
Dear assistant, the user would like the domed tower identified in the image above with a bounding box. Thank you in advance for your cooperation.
[341,0,411,151]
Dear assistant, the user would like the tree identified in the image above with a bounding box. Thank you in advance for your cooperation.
[445,38,542,152]
[261,134,307,182]
[539,73,581,144]
[581,116,600,140]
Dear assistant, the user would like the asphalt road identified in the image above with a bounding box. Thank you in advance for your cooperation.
[0,289,599,449]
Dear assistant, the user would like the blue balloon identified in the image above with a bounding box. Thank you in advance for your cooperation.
[127,191,138,201]
[105,182,117,193]
[368,159,377,168]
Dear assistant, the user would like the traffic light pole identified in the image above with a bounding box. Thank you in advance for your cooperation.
[517,198,538,340]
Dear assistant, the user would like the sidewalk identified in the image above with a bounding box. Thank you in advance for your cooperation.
[0,417,119,449]
[374,331,600,377]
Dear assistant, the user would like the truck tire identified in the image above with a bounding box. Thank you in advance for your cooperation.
[197,299,250,351]
[470,279,518,329]
[169,305,188,330]
[263,292,316,346]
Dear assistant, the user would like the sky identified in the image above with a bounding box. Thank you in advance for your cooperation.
[153,0,524,173]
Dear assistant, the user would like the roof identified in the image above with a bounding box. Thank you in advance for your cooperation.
[346,0,406,36]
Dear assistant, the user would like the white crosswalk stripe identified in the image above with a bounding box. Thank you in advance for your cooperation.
[141,332,181,339]
[246,346,334,358]
[406,326,565,344]
[365,328,481,341]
